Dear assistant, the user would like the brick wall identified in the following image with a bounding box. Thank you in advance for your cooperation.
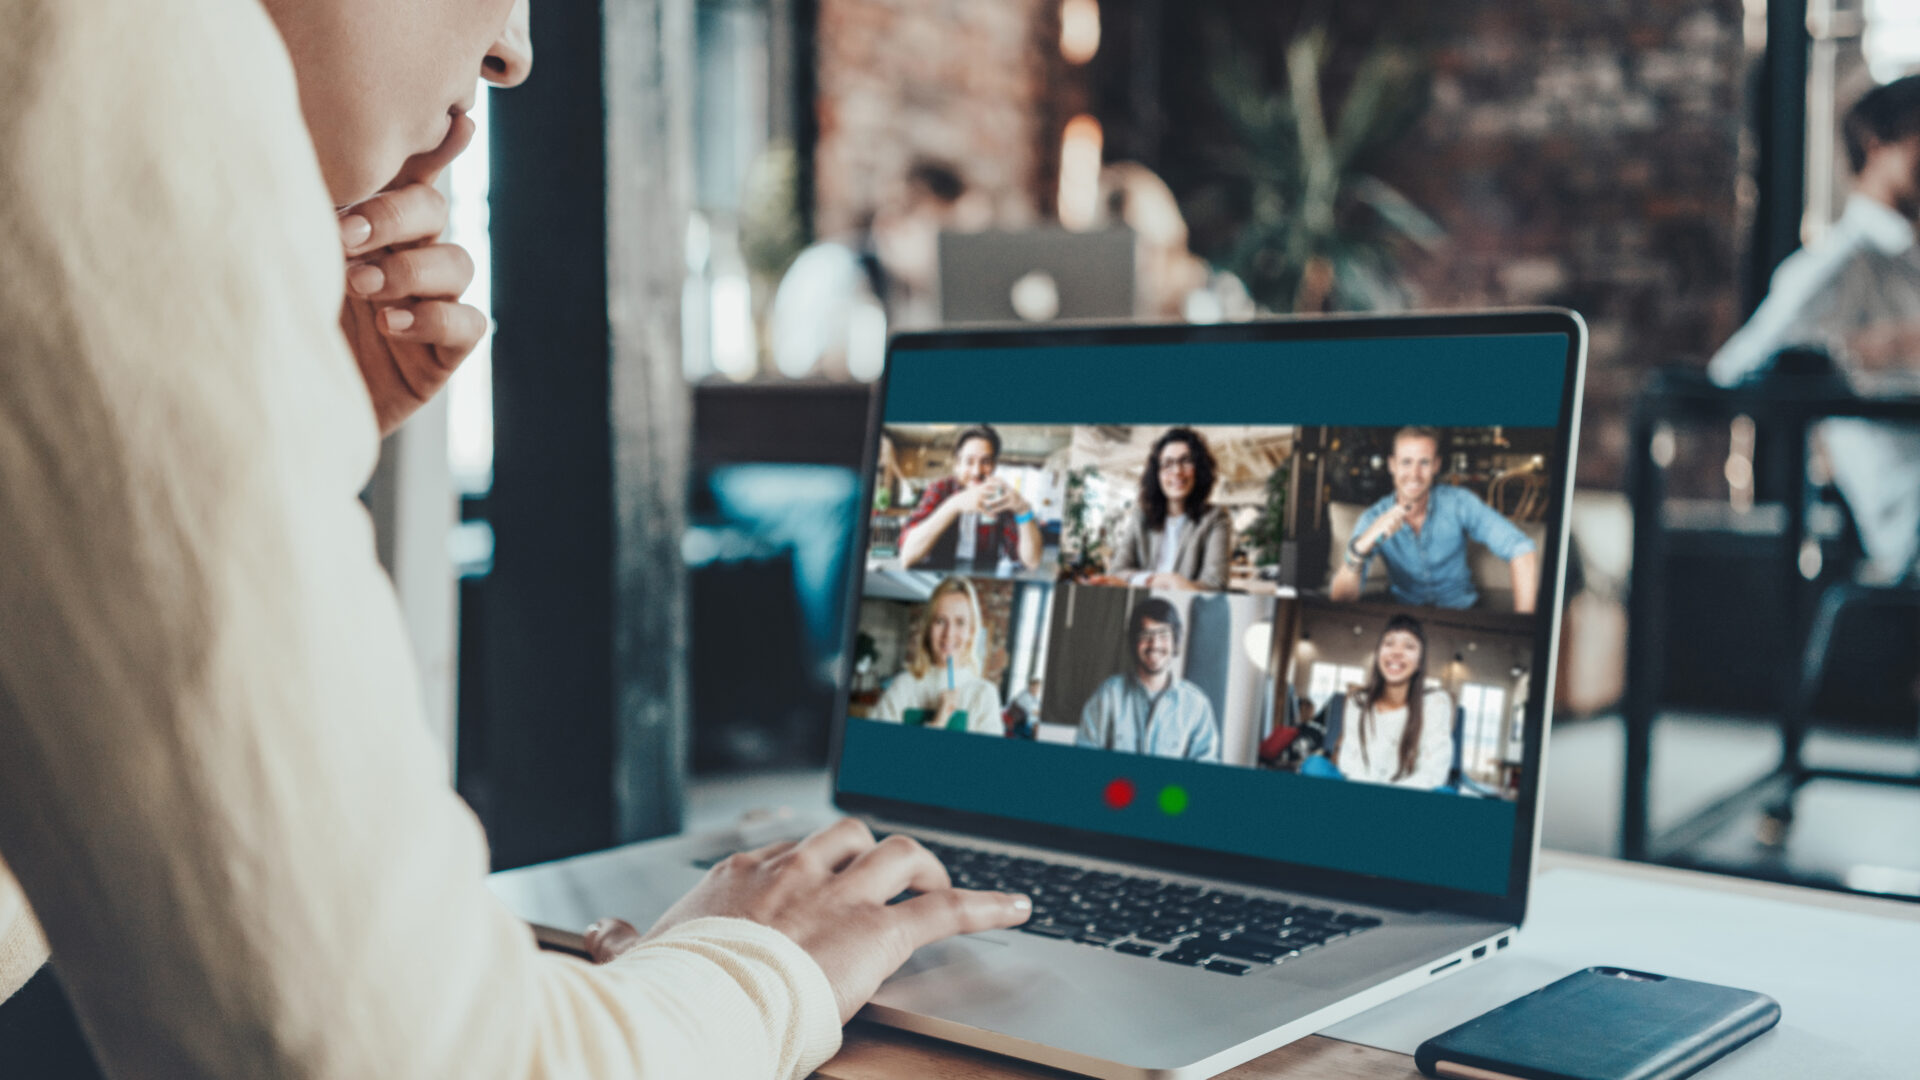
[813,0,1053,237]
[1376,1,1751,487]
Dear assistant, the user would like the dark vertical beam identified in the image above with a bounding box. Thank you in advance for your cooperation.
[484,0,691,869]
[607,0,694,847]
[792,0,819,240]
[1747,0,1809,314]
[1620,396,1669,862]
[1128,0,1165,169]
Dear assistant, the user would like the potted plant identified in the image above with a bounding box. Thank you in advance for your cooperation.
[1200,25,1445,314]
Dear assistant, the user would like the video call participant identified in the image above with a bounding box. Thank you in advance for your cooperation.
[1107,427,1234,591]
[897,425,1044,573]
[1006,677,1044,738]
[872,577,1005,734]
[1323,615,1456,789]
[1075,598,1221,762]
[1331,427,1540,612]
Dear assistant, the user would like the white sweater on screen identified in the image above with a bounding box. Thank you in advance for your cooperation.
[0,1,841,1077]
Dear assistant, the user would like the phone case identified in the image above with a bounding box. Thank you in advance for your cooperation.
[1414,967,1780,1080]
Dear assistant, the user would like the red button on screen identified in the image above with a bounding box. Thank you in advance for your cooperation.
[1103,778,1136,810]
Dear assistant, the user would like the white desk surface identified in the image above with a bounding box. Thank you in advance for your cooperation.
[492,825,1920,1080]
[1329,850,1920,1079]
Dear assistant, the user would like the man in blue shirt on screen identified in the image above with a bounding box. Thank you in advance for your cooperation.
[1330,427,1540,612]
[1076,598,1221,762]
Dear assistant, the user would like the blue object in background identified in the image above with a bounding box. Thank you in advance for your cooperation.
[696,464,861,679]
[1300,755,1345,780]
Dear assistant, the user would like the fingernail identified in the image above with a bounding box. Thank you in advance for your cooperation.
[340,214,372,248]
[383,308,415,332]
[1010,893,1032,912]
[347,264,384,296]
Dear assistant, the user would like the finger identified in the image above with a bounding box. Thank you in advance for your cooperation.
[787,817,878,873]
[584,917,642,964]
[392,111,477,190]
[339,182,449,257]
[839,834,952,901]
[348,243,476,302]
[378,300,487,358]
[891,889,1033,950]
[729,838,801,866]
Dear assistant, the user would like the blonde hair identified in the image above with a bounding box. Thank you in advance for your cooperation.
[907,577,984,679]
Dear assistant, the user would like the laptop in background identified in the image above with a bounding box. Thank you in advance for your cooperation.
[938,227,1136,325]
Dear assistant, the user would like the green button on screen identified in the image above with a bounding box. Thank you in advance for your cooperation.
[1157,785,1189,816]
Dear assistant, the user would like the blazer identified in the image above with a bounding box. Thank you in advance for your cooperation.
[1107,504,1234,590]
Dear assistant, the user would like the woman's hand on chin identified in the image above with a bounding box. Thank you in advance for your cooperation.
[336,114,486,436]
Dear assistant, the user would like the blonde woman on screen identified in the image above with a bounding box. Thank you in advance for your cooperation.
[873,578,1005,734]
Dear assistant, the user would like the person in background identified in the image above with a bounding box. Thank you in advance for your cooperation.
[0,2,1028,1078]
[1708,76,1920,579]
[873,159,989,330]
[1331,427,1539,612]
[1076,598,1221,762]
[1005,677,1044,738]
[1094,163,1256,323]
[872,578,1005,735]
[898,425,1044,573]
[1324,615,1455,789]
[1107,427,1234,591]
[767,159,981,378]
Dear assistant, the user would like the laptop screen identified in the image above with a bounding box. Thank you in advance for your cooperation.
[835,318,1580,898]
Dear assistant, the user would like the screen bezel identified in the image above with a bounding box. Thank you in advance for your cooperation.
[829,310,1586,926]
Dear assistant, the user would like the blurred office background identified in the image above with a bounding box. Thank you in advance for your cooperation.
[362,0,1918,901]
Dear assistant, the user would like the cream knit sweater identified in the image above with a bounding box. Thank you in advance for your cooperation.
[0,1,841,1076]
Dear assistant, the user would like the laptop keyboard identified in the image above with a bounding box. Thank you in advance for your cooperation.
[912,837,1382,976]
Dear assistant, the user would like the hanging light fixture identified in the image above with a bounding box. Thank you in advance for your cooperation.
[1057,114,1104,231]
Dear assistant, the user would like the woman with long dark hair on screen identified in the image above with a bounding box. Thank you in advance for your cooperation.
[1107,427,1234,591]
[1331,614,1456,789]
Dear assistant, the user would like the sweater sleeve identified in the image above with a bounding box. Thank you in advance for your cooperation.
[0,2,840,1078]
[0,860,48,1005]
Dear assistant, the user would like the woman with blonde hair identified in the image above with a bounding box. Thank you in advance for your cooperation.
[873,578,1005,734]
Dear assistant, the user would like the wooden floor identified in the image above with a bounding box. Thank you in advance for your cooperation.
[818,1024,1417,1080]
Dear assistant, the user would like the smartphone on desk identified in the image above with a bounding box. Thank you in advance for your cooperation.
[1415,966,1780,1080]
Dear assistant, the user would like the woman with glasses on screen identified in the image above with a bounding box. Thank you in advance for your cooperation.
[872,578,1006,734]
[1321,614,1457,789]
[1106,427,1234,591]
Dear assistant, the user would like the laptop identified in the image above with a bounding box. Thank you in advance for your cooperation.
[501,311,1587,1080]
[938,227,1136,325]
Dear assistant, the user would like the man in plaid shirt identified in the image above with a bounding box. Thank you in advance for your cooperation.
[898,425,1043,573]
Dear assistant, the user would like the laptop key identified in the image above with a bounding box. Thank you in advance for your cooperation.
[1206,960,1251,975]
[1114,942,1159,957]
[1019,923,1077,939]
[1210,937,1284,963]
[1157,948,1212,966]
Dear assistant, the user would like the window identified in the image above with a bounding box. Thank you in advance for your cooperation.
[446,88,496,493]
[1457,682,1509,783]
[1307,662,1367,709]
